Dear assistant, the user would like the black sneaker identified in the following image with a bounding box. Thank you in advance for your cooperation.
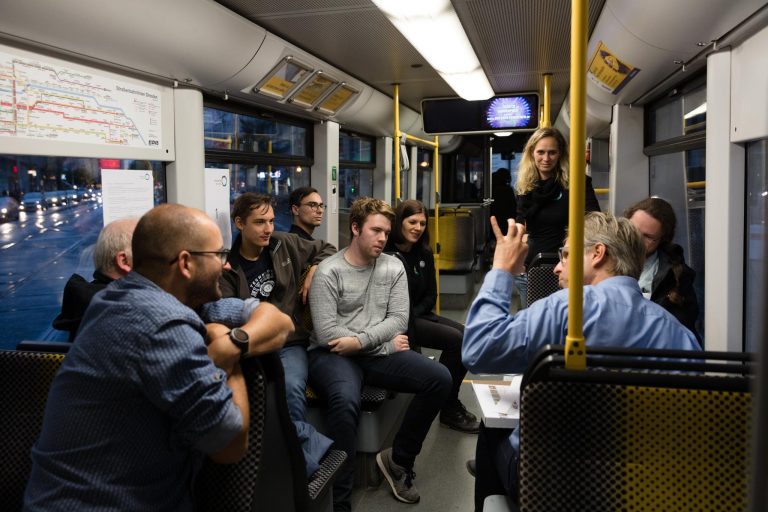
[440,401,480,433]
[376,448,420,503]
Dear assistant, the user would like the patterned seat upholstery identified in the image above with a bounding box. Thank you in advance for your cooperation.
[0,350,66,511]
[196,352,345,512]
[518,345,754,512]
[526,253,560,307]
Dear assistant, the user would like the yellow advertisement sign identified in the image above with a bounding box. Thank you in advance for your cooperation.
[588,41,640,95]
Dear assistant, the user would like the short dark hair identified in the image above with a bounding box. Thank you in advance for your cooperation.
[349,197,395,238]
[390,199,430,249]
[231,193,274,223]
[289,187,319,207]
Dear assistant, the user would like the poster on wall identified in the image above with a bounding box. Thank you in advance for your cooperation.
[0,44,163,149]
[100,169,154,225]
[204,168,232,248]
[587,41,640,95]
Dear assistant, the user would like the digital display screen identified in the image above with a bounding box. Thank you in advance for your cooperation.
[422,93,539,135]
[483,96,535,129]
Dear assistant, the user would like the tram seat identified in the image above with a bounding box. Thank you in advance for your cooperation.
[429,208,475,272]
[0,349,66,511]
[525,253,560,307]
[306,385,413,488]
[511,345,754,512]
[195,352,346,512]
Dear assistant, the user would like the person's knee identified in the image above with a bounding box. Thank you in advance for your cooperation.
[424,361,452,396]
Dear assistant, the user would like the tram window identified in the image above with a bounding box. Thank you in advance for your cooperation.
[443,154,484,204]
[0,156,166,349]
[204,107,308,156]
[416,149,434,205]
[204,163,309,232]
[340,132,374,163]
[339,167,373,209]
[683,87,706,135]
[745,140,767,353]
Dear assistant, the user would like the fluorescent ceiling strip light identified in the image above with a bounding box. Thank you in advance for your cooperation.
[372,0,493,100]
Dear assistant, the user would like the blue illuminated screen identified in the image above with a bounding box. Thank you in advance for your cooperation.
[483,96,535,129]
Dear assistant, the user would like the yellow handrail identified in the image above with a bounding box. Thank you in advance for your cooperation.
[542,73,552,128]
[565,0,588,371]
[392,85,441,312]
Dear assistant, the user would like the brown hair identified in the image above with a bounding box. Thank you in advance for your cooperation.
[390,199,430,249]
[623,197,686,304]
[231,193,274,224]
[349,197,395,238]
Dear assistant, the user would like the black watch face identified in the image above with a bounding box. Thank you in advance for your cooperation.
[231,328,248,343]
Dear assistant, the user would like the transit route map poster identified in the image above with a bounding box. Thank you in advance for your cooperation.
[0,45,162,148]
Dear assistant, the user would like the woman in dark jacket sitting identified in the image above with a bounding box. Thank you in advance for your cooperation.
[385,199,479,433]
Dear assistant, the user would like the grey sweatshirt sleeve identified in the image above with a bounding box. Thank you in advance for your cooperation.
[356,261,409,350]
[309,268,358,347]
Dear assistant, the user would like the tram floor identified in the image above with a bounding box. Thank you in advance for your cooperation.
[349,283,523,511]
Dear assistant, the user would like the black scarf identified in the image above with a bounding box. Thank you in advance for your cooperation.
[518,178,563,222]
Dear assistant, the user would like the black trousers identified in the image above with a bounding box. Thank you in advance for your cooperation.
[474,422,519,512]
[412,315,468,406]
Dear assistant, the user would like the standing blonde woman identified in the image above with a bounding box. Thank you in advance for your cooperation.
[515,127,600,303]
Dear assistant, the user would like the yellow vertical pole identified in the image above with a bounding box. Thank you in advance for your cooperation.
[542,73,552,128]
[433,136,441,313]
[393,84,401,205]
[267,140,273,194]
[565,0,588,370]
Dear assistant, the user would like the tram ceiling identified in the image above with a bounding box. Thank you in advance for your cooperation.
[215,0,606,114]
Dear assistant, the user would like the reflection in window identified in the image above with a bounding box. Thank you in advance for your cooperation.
[204,107,307,156]
[340,132,374,162]
[745,140,767,353]
[416,149,434,205]
[683,87,706,135]
[339,167,373,209]
[205,162,310,232]
[0,156,166,348]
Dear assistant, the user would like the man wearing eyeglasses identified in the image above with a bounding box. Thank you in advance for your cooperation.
[222,192,337,476]
[25,204,293,511]
[461,212,701,511]
[289,186,326,241]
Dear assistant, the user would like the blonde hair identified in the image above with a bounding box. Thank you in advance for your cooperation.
[515,127,569,195]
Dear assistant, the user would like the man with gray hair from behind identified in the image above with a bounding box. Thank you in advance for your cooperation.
[462,211,702,511]
[53,218,138,341]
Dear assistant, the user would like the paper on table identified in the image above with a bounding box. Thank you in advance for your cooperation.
[471,375,522,429]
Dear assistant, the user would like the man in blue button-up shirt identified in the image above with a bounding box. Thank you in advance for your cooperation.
[24,204,293,512]
[462,212,701,511]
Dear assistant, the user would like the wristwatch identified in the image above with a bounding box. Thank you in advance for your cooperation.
[228,327,249,355]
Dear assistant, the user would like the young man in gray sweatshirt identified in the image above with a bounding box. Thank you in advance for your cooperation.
[308,197,451,510]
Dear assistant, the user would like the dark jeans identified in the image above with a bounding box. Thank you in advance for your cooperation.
[412,315,468,406]
[308,348,451,512]
[474,422,519,512]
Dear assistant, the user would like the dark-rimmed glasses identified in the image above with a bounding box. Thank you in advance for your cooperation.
[169,249,230,265]
[558,247,569,264]
[300,201,326,211]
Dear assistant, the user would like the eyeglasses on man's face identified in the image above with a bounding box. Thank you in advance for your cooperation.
[558,247,569,264]
[169,249,230,265]
[300,201,326,211]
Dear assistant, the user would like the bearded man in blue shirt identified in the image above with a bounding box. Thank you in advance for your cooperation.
[24,204,293,511]
[462,212,701,511]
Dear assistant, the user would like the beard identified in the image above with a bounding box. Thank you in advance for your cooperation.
[187,269,222,308]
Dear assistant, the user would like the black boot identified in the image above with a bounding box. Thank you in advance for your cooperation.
[439,400,480,433]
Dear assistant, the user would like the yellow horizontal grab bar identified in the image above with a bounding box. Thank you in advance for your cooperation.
[687,181,706,188]
[593,188,609,195]
[400,132,438,147]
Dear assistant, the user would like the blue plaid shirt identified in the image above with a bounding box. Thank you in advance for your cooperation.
[25,272,255,511]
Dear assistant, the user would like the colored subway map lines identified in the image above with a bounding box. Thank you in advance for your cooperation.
[0,47,162,148]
